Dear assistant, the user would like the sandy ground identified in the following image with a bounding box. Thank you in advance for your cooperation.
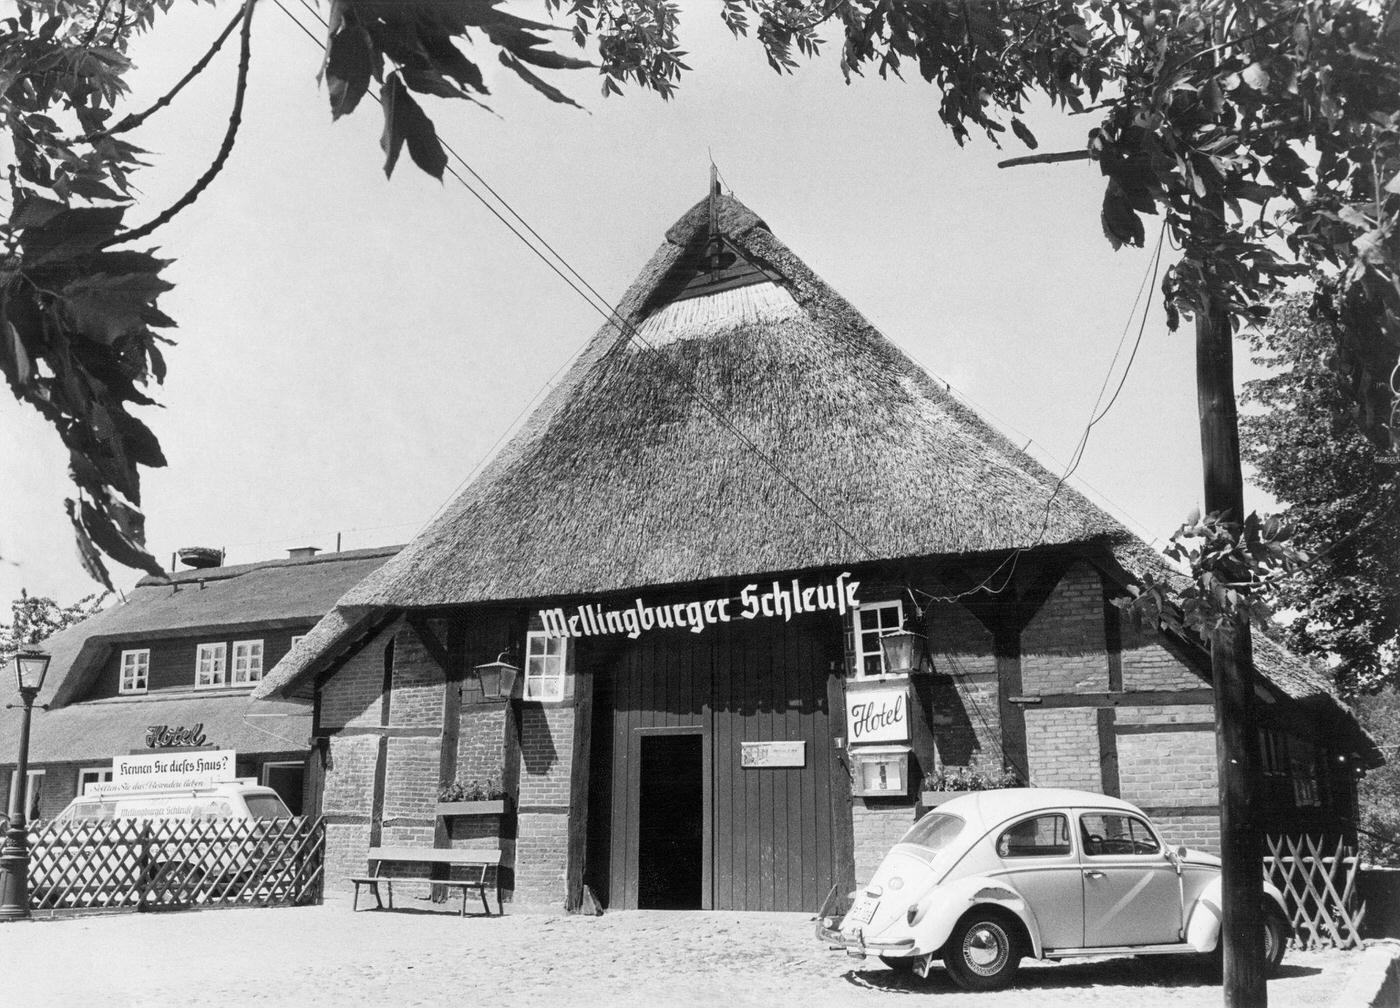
[2,897,1372,1008]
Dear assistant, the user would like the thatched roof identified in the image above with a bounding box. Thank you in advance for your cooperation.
[340,194,1129,610]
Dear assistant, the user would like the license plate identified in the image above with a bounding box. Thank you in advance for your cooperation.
[847,895,878,926]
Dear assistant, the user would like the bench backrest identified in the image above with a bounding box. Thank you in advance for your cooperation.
[366,846,501,865]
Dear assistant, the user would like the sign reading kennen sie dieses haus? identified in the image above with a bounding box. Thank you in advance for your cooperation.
[105,749,238,793]
[539,572,861,640]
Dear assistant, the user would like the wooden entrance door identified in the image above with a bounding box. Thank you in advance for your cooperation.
[600,610,852,912]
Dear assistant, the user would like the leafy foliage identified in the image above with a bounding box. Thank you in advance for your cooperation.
[1355,689,1400,866]
[2,0,1398,623]
[1116,507,1304,647]
[921,765,1024,792]
[1240,289,1400,694]
[0,587,107,664]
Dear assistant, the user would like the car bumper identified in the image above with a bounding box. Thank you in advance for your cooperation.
[815,920,917,958]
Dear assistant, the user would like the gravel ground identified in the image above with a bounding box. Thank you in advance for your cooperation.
[4,897,1371,1008]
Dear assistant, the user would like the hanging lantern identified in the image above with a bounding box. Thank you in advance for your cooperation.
[471,653,520,700]
[879,629,930,676]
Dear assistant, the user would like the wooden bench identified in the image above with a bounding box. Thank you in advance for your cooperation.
[350,847,502,917]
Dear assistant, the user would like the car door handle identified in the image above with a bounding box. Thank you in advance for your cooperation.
[1083,870,1106,879]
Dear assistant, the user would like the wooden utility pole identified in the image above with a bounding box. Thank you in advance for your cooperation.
[1194,194,1266,1007]
[998,146,1271,1005]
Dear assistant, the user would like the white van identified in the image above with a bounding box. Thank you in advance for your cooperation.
[54,781,292,824]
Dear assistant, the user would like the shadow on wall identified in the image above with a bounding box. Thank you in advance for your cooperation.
[520,707,559,775]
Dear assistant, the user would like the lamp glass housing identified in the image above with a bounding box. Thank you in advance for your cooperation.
[879,630,928,676]
[13,649,51,694]
[472,659,520,700]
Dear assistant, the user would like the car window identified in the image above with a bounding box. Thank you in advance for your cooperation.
[243,795,292,820]
[899,812,965,854]
[1080,812,1161,856]
[996,814,1071,858]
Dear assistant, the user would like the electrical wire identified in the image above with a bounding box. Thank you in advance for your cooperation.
[272,0,1176,606]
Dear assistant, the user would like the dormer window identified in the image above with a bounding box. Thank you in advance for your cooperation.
[232,640,264,684]
[119,649,149,694]
[196,643,227,688]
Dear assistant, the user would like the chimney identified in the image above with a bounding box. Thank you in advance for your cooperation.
[287,546,321,561]
[177,546,224,570]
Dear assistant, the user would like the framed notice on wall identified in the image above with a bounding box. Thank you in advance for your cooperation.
[741,741,806,768]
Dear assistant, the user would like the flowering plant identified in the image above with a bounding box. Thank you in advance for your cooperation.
[921,766,1023,792]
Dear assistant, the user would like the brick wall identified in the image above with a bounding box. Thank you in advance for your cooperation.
[458,705,507,782]
[927,601,1004,774]
[1149,812,1220,853]
[383,735,440,821]
[320,624,396,730]
[852,799,919,882]
[1120,617,1207,692]
[1117,729,1218,808]
[389,622,447,728]
[1021,563,1109,695]
[1024,708,1102,790]
[513,704,575,905]
[321,734,378,885]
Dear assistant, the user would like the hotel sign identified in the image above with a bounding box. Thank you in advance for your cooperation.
[145,723,209,749]
[539,572,861,640]
[847,687,909,744]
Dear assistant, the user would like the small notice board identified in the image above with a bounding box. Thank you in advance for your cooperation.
[741,741,806,768]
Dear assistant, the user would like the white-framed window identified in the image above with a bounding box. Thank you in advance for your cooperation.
[78,767,113,796]
[524,631,567,701]
[195,642,227,688]
[850,600,905,678]
[231,640,264,685]
[8,769,44,820]
[119,649,150,694]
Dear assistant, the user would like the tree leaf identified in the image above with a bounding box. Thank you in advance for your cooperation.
[1010,117,1038,150]
[57,272,176,345]
[1241,62,1270,90]
[78,496,163,579]
[66,498,114,592]
[380,77,407,177]
[499,53,583,109]
[326,18,373,119]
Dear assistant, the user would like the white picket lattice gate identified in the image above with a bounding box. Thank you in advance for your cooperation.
[1264,834,1365,950]
[25,816,325,913]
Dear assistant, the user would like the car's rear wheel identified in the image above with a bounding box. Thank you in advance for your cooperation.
[1264,907,1290,976]
[943,910,1024,991]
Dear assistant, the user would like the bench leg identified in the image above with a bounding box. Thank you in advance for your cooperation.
[480,886,491,917]
[352,883,359,912]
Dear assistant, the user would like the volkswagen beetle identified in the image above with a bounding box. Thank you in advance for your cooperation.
[816,788,1290,991]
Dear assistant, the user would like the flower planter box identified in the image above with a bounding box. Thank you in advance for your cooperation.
[435,800,507,817]
[919,791,974,808]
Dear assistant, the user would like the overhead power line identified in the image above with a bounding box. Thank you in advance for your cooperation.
[271,0,1174,604]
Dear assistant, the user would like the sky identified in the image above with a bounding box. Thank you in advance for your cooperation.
[0,0,1282,607]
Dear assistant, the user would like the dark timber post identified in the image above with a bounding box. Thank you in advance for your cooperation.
[1194,193,1265,1007]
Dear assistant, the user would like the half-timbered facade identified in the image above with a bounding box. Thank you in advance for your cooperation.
[255,193,1379,912]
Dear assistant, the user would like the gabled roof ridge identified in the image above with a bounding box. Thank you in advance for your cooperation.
[138,544,404,587]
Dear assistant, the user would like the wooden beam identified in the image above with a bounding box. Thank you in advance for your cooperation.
[994,626,1031,782]
[1097,708,1120,798]
[1032,688,1215,709]
[564,655,595,913]
[406,612,452,674]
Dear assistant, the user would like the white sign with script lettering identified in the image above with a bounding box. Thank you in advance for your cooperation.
[846,688,909,744]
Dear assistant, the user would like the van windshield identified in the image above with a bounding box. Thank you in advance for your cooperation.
[898,813,966,855]
[244,795,292,820]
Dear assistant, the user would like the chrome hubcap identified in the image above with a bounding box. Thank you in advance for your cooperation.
[963,922,1010,976]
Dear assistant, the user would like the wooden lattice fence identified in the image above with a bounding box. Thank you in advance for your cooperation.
[25,816,325,914]
[1264,834,1365,950]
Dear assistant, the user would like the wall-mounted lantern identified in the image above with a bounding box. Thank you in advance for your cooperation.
[850,744,912,797]
[879,627,930,676]
[471,653,520,701]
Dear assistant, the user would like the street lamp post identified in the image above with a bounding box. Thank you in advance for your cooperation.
[0,648,52,922]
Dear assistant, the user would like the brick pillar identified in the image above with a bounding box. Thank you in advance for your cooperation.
[512,704,575,907]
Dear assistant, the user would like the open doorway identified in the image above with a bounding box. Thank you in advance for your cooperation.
[637,734,704,909]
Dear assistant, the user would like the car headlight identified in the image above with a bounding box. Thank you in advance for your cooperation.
[887,876,904,891]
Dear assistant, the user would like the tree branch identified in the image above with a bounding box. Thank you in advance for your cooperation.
[78,4,246,144]
[101,0,256,249]
[997,149,1091,168]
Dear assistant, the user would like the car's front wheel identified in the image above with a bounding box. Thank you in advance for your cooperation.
[943,910,1024,991]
